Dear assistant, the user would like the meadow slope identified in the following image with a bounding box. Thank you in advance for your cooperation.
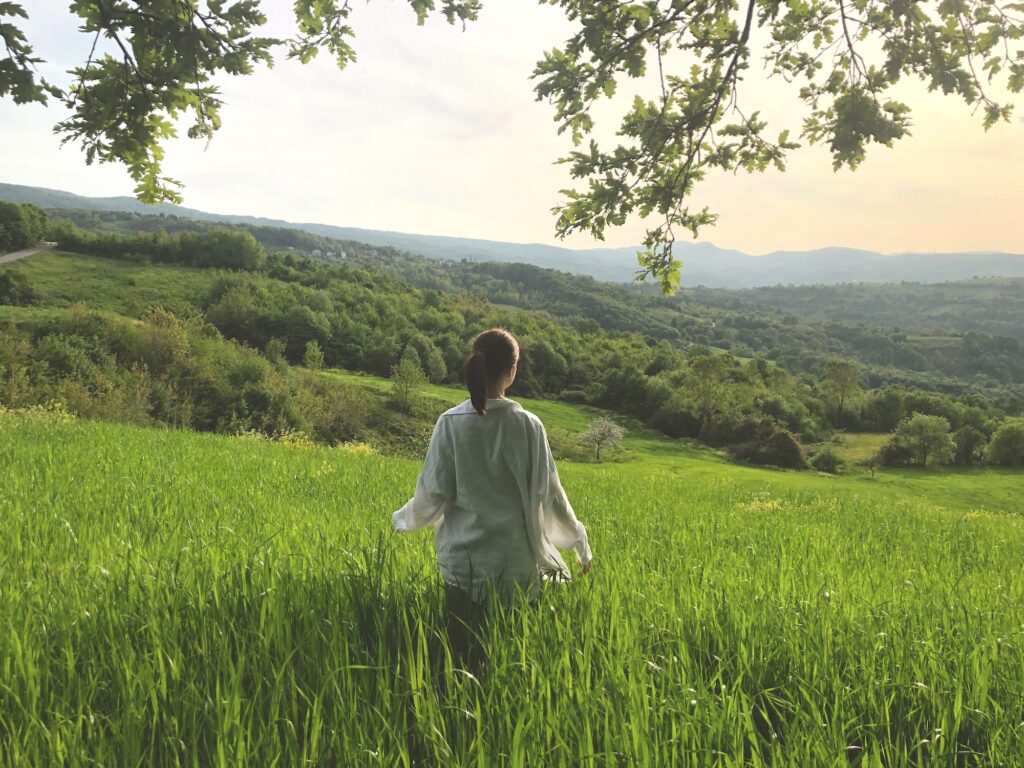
[1,411,1022,766]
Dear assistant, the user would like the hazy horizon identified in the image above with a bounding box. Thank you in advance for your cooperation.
[10,180,1024,261]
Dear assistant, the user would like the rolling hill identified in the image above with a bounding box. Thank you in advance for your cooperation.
[3,182,1023,288]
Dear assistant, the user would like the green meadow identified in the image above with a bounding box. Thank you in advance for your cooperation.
[325,367,1024,517]
[2,405,1022,766]
[2,245,1024,764]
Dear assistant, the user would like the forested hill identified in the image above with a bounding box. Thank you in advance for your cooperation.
[693,280,1024,341]
[17,204,1024,398]
[3,206,1024,472]
[3,182,1024,287]
[360,258,1024,398]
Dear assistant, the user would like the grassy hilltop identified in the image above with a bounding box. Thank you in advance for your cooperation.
[2,406,1023,765]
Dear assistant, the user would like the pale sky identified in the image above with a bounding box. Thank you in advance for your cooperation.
[2,0,1022,255]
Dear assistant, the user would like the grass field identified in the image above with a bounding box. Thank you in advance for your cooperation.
[326,368,1024,518]
[2,409,1022,766]
[824,433,890,467]
[1,250,214,314]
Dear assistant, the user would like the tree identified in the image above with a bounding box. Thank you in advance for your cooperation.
[887,413,954,467]
[821,358,861,420]
[264,338,288,369]
[303,339,325,370]
[685,355,733,436]
[390,353,426,413]
[987,421,1024,467]
[0,201,31,252]
[3,2,1021,291]
[863,388,905,432]
[952,425,986,466]
[577,416,625,461]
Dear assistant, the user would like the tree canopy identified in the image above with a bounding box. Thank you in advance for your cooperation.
[2,0,1022,290]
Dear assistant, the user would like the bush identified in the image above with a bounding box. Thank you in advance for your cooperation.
[0,272,37,306]
[952,425,986,466]
[730,426,805,469]
[558,389,590,405]
[809,448,844,474]
[305,378,368,445]
[878,440,913,466]
[987,421,1024,467]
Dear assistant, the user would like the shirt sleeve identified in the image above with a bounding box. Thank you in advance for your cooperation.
[536,422,593,565]
[392,416,456,532]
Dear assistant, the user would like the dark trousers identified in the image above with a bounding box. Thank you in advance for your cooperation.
[444,583,489,675]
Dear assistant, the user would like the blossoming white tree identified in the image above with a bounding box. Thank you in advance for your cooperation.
[578,416,625,461]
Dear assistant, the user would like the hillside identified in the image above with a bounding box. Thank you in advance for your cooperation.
[2,202,1023,475]
[14,205,1024,398]
[380,258,1024,396]
[696,279,1024,341]
[4,182,1023,287]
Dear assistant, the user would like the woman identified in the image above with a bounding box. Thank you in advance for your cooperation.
[391,329,593,654]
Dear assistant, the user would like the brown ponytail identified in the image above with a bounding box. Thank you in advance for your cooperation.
[463,328,519,416]
[466,350,489,416]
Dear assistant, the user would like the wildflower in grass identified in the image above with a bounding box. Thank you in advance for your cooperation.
[1,399,77,424]
[738,493,784,513]
[236,427,269,441]
[273,428,315,449]
[338,441,376,456]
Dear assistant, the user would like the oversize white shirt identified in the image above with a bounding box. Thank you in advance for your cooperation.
[392,397,592,601]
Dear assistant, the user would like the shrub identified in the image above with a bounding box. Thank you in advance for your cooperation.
[878,440,913,467]
[559,389,589,405]
[952,425,987,466]
[810,448,844,474]
[730,427,805,469]
[987,421,1024,467]
[0,272,37,306]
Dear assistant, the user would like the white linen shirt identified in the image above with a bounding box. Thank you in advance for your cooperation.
[391,397,592,600]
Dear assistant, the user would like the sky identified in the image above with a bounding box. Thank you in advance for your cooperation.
[1,0,1022,256]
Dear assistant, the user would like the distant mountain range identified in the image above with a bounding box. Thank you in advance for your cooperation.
[4,182,1023,288]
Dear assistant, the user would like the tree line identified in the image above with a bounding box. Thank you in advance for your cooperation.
[1,213,1022,470]
[42,206,1024,400]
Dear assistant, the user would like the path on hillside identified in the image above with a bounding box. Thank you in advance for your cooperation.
[0,244,53,265]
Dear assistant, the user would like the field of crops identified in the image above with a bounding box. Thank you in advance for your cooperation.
[2,410,1023,766]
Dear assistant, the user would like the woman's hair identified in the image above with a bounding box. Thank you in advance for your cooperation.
[464,328,519,416]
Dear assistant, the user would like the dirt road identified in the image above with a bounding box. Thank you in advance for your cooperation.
[0,244,53,266]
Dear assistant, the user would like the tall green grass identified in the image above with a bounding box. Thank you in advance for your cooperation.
[1,413,1022,765]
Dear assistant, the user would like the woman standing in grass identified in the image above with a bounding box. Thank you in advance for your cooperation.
[392,328,593,659]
